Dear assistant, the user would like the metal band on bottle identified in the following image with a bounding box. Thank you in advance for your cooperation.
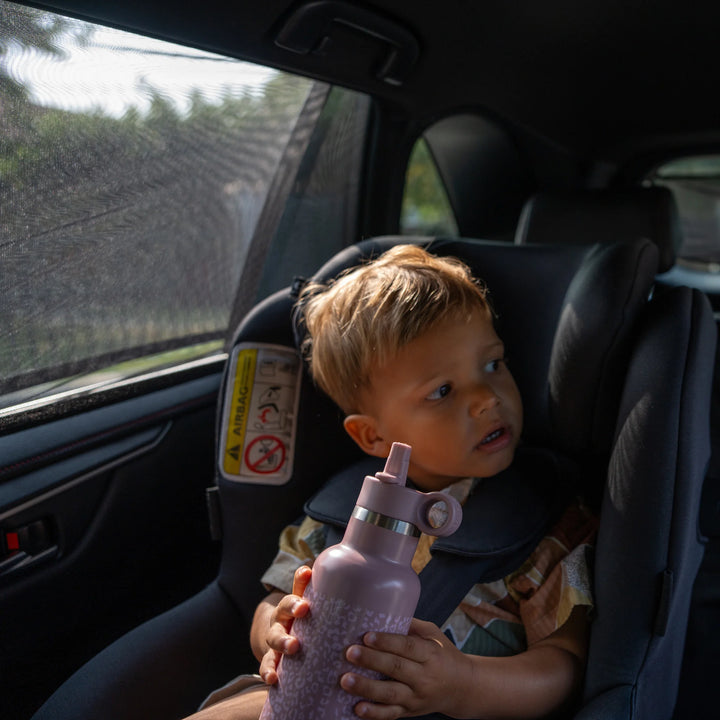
[351,505,421,537]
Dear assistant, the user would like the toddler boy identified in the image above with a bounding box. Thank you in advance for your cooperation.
[187,244,596,719]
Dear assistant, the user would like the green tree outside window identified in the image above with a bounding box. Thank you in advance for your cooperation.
[400,138,458,236]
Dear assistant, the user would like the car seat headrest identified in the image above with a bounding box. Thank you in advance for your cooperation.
[514,187,680,273]
[295,235,658,461]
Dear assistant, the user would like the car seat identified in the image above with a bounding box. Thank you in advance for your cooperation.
[514,186,682,273]
[31,233,715,720]
[513,186,717,717]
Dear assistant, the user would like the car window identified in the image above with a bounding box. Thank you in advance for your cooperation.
[0,2,365,415]
[253,87,370,304]
[650,156,720,269]
[400,137,458,236]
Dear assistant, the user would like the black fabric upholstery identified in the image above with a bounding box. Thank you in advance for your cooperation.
[30,584,251,720]
[515,187,681,273]
[581,287,715,718]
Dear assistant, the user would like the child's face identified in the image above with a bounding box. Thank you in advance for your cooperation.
[352,309,523,491]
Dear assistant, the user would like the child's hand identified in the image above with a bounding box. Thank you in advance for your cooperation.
[340,618,470,719]
[259,565,312,685]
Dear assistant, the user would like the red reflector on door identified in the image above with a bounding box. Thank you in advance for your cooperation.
[6,532,19,551]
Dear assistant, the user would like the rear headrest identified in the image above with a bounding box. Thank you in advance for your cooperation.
[302,235,658,459]
[514,187,680,272]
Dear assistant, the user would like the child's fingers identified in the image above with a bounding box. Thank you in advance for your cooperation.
[266,593,310,652]
[352,698,404,720]
[264,584,311,661]
[360,629,432,663]
[259,649,280,685]
[345,643,417,685]
[291,564,312,596]
[272,593,310,628]
[265,618,301,655]
[339,672,406,718]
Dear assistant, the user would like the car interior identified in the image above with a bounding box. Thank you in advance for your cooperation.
[2,2,720,719]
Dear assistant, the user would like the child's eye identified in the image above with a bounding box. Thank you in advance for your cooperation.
[426,383,452,401]
[484,358,505,373]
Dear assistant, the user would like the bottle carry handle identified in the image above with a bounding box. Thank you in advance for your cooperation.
[414,492,463,537]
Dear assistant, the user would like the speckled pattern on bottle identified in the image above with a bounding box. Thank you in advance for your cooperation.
[260,583,412,720]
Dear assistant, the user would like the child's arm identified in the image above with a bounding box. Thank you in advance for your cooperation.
[340,605,589,720]
[249,565,312,685]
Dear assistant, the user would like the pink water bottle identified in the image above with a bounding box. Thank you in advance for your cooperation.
[260,442,463,720]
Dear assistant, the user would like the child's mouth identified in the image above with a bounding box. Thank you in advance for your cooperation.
[480,428,505,445]
[476,426,512,454]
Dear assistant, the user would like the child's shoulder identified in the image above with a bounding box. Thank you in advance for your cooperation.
[506,498,597,594]
[550,498,598,549]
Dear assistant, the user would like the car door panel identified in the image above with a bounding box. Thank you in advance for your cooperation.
[0,370,223,720]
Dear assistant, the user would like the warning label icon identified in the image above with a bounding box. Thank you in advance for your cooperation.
[219,344,301,485]
[244,435,287,475]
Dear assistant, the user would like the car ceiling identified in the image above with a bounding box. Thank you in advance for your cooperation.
[20,0,720,170]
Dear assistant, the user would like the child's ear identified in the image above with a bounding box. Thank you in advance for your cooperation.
[343,414,390,458]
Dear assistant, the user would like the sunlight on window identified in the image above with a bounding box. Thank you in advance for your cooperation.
[1,12,276,118]
[651,156,720,268]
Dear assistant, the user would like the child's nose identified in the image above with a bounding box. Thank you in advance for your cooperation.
[469,384,500,416]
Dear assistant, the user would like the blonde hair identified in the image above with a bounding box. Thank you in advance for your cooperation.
[299,244,491,413]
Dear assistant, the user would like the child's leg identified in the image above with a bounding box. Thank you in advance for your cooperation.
[183,683,268,720]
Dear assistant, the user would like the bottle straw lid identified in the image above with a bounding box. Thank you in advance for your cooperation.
[375,442,411,485]
[357,441,462,537]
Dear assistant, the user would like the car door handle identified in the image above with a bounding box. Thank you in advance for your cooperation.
[1,518,58,579]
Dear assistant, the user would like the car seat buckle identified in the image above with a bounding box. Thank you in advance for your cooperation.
[206,486,222,541]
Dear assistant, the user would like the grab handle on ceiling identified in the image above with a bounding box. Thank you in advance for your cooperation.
[275,0,419,86]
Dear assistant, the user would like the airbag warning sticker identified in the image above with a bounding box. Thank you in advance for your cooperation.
[219,344,301,484]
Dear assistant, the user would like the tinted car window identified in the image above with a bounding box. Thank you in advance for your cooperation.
[651,156,720,268]
[0,2,317,406]
[400,138,458,236]
[252,87,370,305]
